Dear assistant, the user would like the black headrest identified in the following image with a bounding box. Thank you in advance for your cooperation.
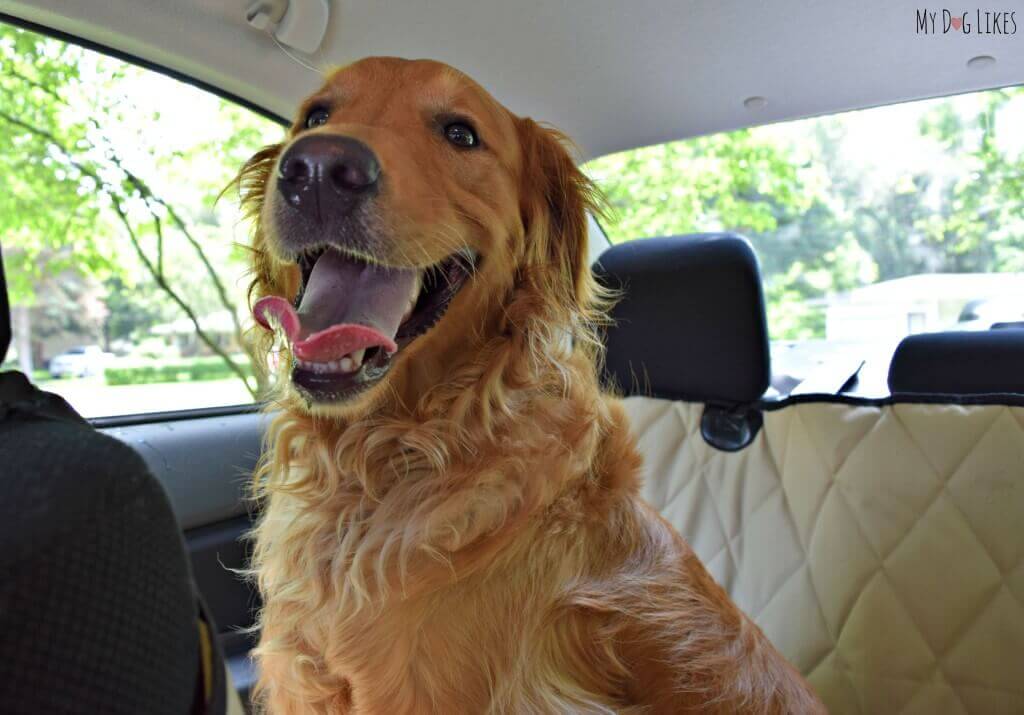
[594,234,770,404]
[888,330,1024,395]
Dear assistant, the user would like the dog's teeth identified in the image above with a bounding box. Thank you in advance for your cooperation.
[296,356,370,374]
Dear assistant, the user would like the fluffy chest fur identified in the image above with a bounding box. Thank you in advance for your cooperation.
[250,381,646,714]
[256,497,630,714]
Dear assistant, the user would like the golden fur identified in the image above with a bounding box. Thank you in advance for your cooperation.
[235,57,824,714]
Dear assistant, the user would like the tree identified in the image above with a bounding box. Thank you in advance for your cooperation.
[918,89,1024,274]
[102,274,175,348]
[0,23,281,393]
[587,128,809,242]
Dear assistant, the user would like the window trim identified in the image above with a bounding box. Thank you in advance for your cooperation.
[89,402,264,429]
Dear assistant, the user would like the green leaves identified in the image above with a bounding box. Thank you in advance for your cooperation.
[587,129,807,244]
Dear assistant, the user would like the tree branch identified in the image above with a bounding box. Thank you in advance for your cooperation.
[109,199,257,397]
[118,167,245,341]
[1,68,67,105]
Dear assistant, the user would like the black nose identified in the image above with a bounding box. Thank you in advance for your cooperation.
[276,135,381,220]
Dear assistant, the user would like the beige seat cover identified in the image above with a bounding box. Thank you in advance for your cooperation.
[624,396,1024,714]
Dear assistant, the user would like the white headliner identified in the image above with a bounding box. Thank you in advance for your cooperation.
[1,0,1022,159]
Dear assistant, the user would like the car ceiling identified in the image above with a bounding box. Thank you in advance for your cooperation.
[1,0,1022,160]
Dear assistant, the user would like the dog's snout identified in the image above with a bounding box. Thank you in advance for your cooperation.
[277,135,380,219]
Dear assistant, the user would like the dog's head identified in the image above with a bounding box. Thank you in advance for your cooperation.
[238,57,602,416]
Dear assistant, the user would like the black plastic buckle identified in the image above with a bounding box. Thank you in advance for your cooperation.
[700,403,763,452]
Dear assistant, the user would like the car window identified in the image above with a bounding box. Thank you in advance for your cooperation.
[0,21,284,418]
[585,85,1024,395]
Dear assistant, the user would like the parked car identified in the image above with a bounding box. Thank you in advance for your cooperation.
[48,345,114,378]
[956,296,1024,331]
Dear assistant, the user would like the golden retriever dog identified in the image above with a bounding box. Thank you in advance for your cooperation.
[236,57,824,714]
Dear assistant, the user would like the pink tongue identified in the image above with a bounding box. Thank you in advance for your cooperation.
[253,249,418,362]
[254,297,397,361]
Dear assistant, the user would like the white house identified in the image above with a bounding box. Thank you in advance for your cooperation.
[825,273,1024,342]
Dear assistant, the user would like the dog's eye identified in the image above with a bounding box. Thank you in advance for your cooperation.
[444,122,478,148]
[305,107,330,129]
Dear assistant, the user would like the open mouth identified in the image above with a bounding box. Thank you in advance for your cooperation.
[253,246,477,403]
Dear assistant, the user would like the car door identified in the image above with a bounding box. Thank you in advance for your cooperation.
[97,409,267,700]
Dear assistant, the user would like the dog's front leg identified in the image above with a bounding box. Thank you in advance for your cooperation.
[611,544,826,714]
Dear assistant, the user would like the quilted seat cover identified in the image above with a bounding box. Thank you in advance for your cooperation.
[624,397,1024,715]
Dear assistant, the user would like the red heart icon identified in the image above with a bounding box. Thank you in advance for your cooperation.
[951,16,963,30]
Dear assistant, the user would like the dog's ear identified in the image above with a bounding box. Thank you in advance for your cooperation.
[235,143,283,223]
[225,143,292,384]
[515,119,603,317]
[228,143,289,300]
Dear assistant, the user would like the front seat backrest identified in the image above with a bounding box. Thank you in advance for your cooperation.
[0,246,230,714]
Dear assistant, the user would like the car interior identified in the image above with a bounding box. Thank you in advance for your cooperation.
[0,1,1022,713]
